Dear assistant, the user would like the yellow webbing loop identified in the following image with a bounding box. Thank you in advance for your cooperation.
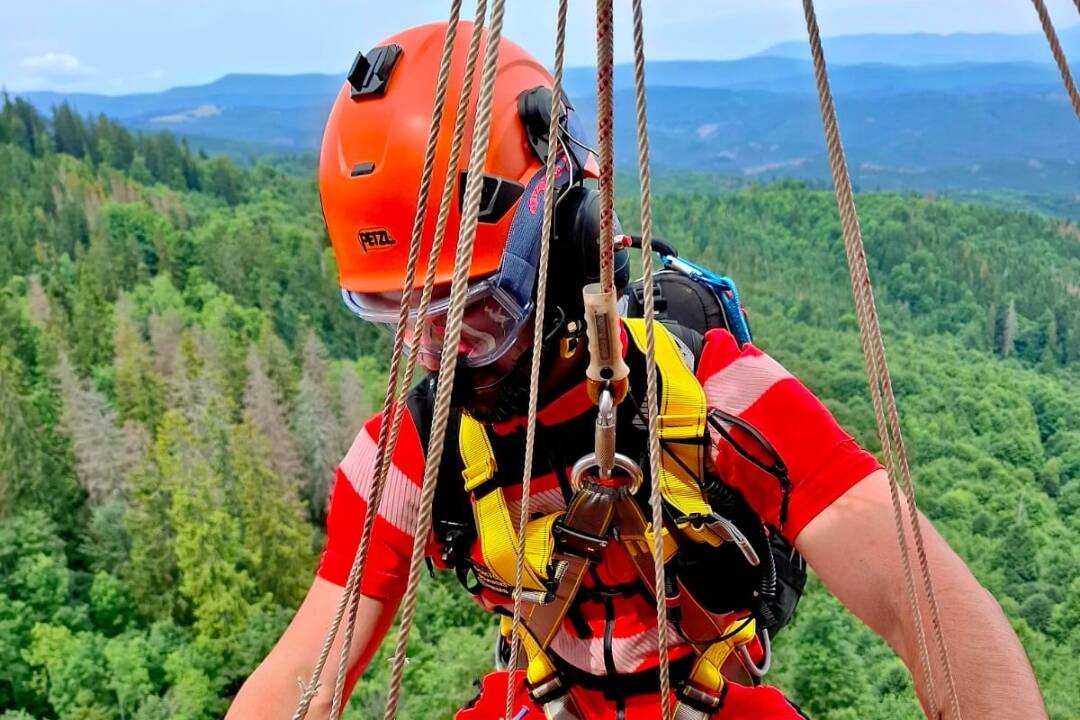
[460,415,560,593]
[686,617,758,696]
[622,319,724,546]
[515,623,560,686]
[460,413,498,492]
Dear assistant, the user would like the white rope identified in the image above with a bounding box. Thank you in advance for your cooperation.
[381,2,508,716]
[1031,0,1080,120]
[628,0,672,716]
[289,7,463,716]
[504,1,568,718]
[801,1,963,717]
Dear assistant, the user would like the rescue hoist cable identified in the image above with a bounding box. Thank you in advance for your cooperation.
[504,1,569,718]
[629,0,674,715]
[1030,0,1080,120]
[381,0,509,717]
[801,1,963,718]
[290,5,465,717]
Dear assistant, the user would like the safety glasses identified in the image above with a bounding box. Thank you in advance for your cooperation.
[342,278,531,370]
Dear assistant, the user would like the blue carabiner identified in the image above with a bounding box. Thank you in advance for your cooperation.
[659,254,753,347]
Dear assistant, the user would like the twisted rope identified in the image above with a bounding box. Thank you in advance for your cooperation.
[629,0,672,715]
[381,1,508,716]
[1031,0,1080,120]
[801,2,963,718]
[290,6,463,716]
[504,2,568,718]
[595,0,616,293]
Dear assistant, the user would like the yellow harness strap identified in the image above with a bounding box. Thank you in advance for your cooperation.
[674,617,758,718]
[621,318,725,546]
[459,413,559,595]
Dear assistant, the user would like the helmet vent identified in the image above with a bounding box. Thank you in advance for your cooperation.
[350,162,376,177]
[348,44,402,99]
[458,173,525,224]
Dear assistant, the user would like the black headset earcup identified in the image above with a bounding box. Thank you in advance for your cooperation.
[518,86,554,162]
[553,186,630,298]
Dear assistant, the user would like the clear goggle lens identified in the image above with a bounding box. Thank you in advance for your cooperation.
[342,281,530,370]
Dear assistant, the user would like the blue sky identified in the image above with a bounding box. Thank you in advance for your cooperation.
[7,0,1079,94]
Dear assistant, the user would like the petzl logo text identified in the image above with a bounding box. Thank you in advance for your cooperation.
[359,229,395,253]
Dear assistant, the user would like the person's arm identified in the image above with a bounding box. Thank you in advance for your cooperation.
[227,577,399,719]
[797,469,1046,719]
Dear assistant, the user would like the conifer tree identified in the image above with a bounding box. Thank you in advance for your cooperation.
[51,104,87,159]
[0,351,46,517]
[54,351,132,505]
[337,360,372,440]
[294,330,339,521]
[227,419,314,605]
[163,414,253,639]
[1002,297,1018,358]
[242,346,301,485]
[113,294,164,427]
[253,318,296,404]
[148,310,184,379]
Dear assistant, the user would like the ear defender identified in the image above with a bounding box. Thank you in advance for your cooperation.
[516,86,630,342]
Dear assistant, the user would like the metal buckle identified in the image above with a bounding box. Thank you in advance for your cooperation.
[675,681,723,712]
[552,519,609,561]
[678,512,760,566]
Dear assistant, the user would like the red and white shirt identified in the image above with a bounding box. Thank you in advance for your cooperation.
[318,327,881,677]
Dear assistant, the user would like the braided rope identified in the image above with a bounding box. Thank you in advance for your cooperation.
[290,6,463,717]
[595,0,616,293]
[629,0,672,715]
[381,2,508,716]
[1031,0,1080,120]
[324,4,490,716]
[504,2,568,718]
[801,2,963,718]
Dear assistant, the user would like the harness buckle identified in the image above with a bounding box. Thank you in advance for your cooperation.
[552,519,609,561]
[675,680,724,714]
[527,674,568,706]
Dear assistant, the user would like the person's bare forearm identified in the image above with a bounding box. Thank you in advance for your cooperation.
[894,517,1046,719]
[800,472,1046,720]
[228,582,397,719]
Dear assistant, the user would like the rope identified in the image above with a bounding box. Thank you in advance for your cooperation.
[290,6,463,717]
[381,1,508,716]
[504,2,567,718]
[801,2,963,719]
[1031,0,1080,120]
[629,0,672,715]
[595,0,616,293]
[328,2,490,716]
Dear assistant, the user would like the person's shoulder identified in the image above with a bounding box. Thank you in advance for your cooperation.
[339,379,431,485]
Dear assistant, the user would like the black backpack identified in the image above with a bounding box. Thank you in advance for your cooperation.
[622,238,806,637]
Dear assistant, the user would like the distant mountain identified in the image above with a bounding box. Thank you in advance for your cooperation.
[14,32,1080,196]
[562,59,1071,96]
[759,26,1080,66]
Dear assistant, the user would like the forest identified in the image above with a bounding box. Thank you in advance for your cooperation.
[0,98,1077,719]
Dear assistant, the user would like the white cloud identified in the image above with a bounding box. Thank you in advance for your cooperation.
[19,52,93,84]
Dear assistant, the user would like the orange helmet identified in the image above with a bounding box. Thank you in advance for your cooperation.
[320,22,620,369]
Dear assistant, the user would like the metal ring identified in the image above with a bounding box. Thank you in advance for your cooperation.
[569,452,643,495]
